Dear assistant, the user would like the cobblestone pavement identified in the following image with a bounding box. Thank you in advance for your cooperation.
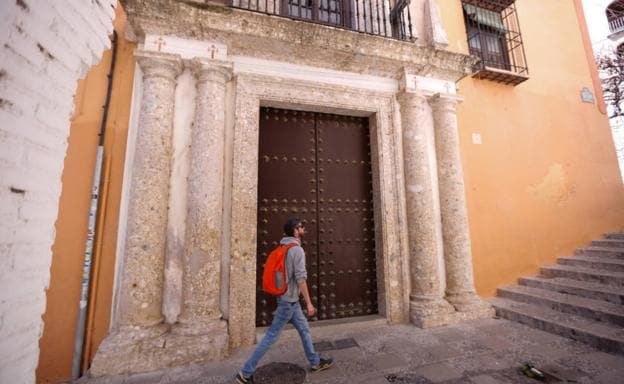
[79,317,624,384]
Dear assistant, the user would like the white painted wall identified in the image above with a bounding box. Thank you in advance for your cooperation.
[0,1,115,382]
[583,0,614,52]
[582,0,624,179]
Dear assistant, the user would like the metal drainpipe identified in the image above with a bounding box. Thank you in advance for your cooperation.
[72,30,118,381]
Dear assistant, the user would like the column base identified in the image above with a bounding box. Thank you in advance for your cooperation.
[409,296,456,328]
[173,317,226,336]
[445,292,495,320]
[89,321,229,377]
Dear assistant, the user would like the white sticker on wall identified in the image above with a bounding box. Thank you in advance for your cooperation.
[581,87,595,104]
[472,133,482,145]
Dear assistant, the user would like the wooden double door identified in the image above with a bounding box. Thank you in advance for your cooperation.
[255,107,378,326]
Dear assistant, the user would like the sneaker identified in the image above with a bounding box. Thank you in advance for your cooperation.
[311,357,334,372]
[235,372,253,384]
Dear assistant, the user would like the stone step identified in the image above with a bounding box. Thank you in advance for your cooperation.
[497,285,624,327]
[575,247,624,259]
[558,256,624,272]
[592,239,624,248]
[519,276,624,305]
[541,264,624,287]
[605,232,624,240]
[490,297,624,355]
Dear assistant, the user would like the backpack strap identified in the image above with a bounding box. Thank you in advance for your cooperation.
[282,242,298,251]
[282,242,298,259]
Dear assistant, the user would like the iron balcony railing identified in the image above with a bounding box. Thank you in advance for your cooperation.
[609,15,624,34]
[462,0,528,84]
[466,29,527,75]
[230,0,414,41]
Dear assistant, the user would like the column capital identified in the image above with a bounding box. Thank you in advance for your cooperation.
[135,49,183,80]
[397,90,428,109]
[190,58,233,85]
[428,93,463,112]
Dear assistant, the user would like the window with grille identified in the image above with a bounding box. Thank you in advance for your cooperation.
[284,0,348,26]
[461,0,528,85]
[607,0,624,35]
[230,0,414,40]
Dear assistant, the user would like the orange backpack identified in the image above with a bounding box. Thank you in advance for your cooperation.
[262,243,298,295]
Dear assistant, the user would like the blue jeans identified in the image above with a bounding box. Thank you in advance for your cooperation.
[241,299,320,377]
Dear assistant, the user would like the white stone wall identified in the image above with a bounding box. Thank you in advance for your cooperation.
[0,1,115,383]
[582,0,624,179]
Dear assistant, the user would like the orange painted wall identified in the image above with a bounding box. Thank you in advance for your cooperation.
[438,0,624,297]
[36,4,136,383]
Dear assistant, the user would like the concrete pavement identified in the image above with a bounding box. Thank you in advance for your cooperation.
[79,316,624,384]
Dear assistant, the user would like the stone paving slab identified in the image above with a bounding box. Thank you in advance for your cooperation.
[469,374,511,384]
[77,318,624,384]
[414,362,464,382]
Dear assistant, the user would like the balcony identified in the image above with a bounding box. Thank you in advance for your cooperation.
[229,0,414,41]
[467,30,528,85]
[609,16,624,35]
[462,0,529,85]
[607,0,624,37]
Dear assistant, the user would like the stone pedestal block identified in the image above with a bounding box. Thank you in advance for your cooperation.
[90,322,228,377]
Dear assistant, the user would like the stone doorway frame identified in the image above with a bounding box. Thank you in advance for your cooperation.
[227,72,411,349]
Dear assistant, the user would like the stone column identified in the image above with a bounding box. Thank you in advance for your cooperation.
[90,50,183,376]
[174,58,232,341]
[430,94,492,318]
[398,91,455,328]
[117,50,183,330]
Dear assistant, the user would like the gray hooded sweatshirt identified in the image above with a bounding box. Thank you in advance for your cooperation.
[279,236,307,303]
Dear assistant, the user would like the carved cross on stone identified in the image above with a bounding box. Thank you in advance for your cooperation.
[209,45,218,59]
[156,37,166,52]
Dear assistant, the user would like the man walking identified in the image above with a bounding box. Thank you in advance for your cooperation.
[235,219,334,383]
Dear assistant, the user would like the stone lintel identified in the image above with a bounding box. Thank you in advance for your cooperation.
[122,0,476,81]
[399,70,469,104]
[145,33,228,60]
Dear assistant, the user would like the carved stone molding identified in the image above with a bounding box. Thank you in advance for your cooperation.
[227,72,409,348]
[121,0,477,81]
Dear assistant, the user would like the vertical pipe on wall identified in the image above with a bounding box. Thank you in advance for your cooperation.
[71,31,118,381]
[82,153,113,372]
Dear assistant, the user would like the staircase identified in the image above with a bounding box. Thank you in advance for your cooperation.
[490,232,624,355]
